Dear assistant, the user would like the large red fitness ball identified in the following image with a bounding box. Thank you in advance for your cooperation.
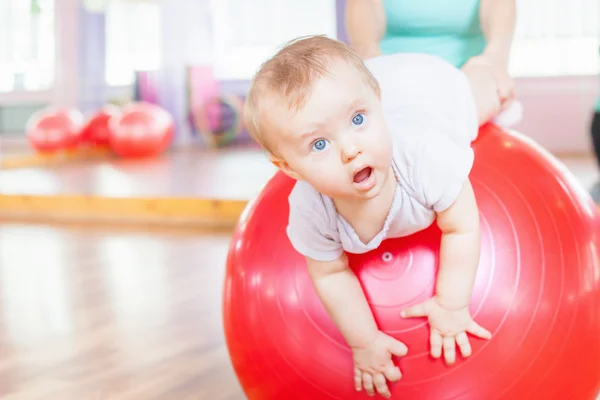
[108,102,174,158]
[222,124,600,400]
[26,107,84,153]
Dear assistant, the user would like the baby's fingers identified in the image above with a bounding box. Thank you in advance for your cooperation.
[455,332,472,358]
[385,337,408,358]
[401,301,430,319]
[362,372,375,396]
[354,368,362,391]
[467,321,492,340]
[443,336,456,366]
[383,364,402,382]
[430,330,443,359]
[373,373,391,398]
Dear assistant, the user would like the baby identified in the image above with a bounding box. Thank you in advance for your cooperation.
[244,35,492,398]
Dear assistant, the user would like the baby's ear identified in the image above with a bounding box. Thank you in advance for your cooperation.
[269,154,302,181]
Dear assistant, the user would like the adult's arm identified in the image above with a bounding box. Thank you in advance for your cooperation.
[479,0,517,67]
[345,0,386,59]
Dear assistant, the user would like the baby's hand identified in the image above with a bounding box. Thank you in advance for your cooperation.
[401,296,491,366]
[351,331,408,398]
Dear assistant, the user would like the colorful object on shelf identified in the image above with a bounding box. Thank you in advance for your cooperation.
[134,70,160,105]
[192,94,245,148]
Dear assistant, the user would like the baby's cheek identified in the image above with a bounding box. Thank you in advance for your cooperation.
[305,160,335,179]
[367,123,391,149]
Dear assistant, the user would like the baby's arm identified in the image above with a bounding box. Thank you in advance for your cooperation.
[398,124,493,365]
[307,253,379,349]
[435,179,481,311]
[402,179,491,365]
[306,253,408,398]
[286,182,408,398]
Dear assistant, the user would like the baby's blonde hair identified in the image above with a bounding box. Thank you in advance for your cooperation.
[243,35,381,154]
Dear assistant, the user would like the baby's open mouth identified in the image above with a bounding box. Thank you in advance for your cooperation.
[353,167,372,183]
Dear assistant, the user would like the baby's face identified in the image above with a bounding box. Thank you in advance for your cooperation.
[268,60,393,202]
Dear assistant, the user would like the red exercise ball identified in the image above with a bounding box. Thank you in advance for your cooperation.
[26,107,84,153]
[223,124,600,400]
[108,102,174,158]
[79,104,121,147]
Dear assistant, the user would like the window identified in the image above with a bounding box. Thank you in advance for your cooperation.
[209,0,338,80]
[105,0,161,86]
[0,0,55,92]
[510,0,599,77]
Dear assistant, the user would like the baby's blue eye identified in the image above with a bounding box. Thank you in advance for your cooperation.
[352,113,364,126]
[312,139,329,152]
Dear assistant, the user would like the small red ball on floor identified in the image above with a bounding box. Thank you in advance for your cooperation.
[79,105,121,147]
[26,107,84,153]
[108,102,174,158]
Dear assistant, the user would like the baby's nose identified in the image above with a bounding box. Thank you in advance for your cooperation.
[341,139,360,161]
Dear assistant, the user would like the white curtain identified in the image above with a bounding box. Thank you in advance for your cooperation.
[0,0,55,92]
[104,0,161,86]
[510,0,599,76]
[209,0,338,80]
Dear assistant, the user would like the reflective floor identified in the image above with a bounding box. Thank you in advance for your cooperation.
[0,147,276,200]
[0,220,599,399]
[0,223,245,400]
[1,147,596,201]
[0,149,599,399]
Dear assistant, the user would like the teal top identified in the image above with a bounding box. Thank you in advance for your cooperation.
[597,47,600,112]
[596,46,600,112]
[380,0,485,68]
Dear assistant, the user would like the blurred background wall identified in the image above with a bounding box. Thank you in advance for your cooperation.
[0,0,598,154]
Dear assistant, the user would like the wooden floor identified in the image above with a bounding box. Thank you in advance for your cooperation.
[0,146,276,200]
[1,144,599,228]
[0,146,277,227]
[0,222,245,400]
[0,141,599,399]
[2,147,598,198]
